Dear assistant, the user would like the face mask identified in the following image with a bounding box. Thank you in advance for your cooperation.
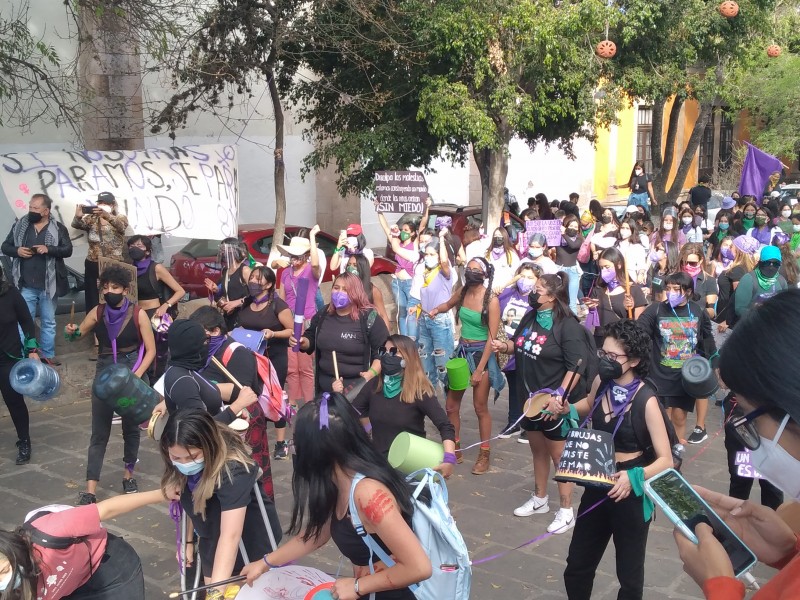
[598,356,624,381]
[566,228,579,237]
[601,267,618,285]
[794,224,800,233]
[0,570,21,592]
[423,256,439,269]
[492,237,504,248]
[399,231,411,242]
[528,248,543,259]
[719,222,729,231]
[28,211,43,224]
[721,247,734,260]
[104,292,124,306]
[128,247,147,261]
[383,374,403,399]
[662,222,673,231]
[380,353,405,376]
[619,229,632,240]
[667,291,685,308]
[248,282,266,297]
[744,212,755,219]
[346,236,359,249]
[759,263,780,278]
[528,291,542,309]
[683,264,702,278]
[635,169,643,176]
[681,216,693,225]
[172,457,205,476]
[782,210,791,218]
[464,270,485,286]
[755,216,767,226]
[516,278,535,295]
[601,215,612,225]
[331,290,351,309]
[98,203,113,214]
[345,266,359,275]
[749,415,800,500]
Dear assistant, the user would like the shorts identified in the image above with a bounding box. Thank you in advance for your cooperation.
[520,413,568,441]
[662,394,696,413]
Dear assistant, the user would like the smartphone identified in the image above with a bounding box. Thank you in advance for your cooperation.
[645,469,757,578]
[81,205,95,214]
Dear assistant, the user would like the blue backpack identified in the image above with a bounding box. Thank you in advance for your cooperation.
[348,468,471,600]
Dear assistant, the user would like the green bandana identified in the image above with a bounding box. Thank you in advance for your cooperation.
[536,308,554,330]
[742,217,755,230]
[628,467,654,522]
[383,374,403,398]
[755,267,779,291]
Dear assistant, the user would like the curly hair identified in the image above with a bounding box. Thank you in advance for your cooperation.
[603,319,651,378]
[99,264,132,289]
[456,257,494,327]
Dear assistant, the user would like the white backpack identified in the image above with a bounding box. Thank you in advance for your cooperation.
[348,468,471,600]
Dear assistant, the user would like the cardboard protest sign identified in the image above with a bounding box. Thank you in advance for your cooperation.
[374,171,428,214]
[554,428,617,488]
[525,219,563,247]
[1,144,239,243]
[98,258,138,304]
[734,450,762,479]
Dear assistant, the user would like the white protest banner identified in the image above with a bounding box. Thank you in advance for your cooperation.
[525,219,563,247]
[374,170,428,214]
[0,144,239,243]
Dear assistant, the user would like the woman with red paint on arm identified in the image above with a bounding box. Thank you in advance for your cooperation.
[240,393,432,600]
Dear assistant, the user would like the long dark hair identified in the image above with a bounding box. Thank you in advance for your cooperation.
[0,528,42,599]
[345,254,374,302]
[598,247,627,289]
[249,266,278,302]
[539,272,575,323]
[289,393,413,543]
[456,257,494,327]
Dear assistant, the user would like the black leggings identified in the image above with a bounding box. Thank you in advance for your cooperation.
[65,534,144,599]
[85,259,100,312]
[0,358,30,441]
[564,486,652,600]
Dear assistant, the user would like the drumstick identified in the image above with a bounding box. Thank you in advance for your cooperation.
[211,356,244,389]
[332,350,340,381]
[624,270,633,319]
[69,300,75,325]
[168,575,247,598]
[561,358,583,398]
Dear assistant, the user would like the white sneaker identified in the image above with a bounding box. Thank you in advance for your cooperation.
[517,431,529,444]
[547,508,575,534]
[513,494,550,517]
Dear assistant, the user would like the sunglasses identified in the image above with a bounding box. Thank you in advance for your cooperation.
[597,349,627,362]
[684,260,701,267]
[726,406,771,450]
[378,347,400,356]
[761,260,781,268]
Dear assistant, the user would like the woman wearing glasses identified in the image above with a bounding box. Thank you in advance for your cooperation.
[734,245,789,320]
[429,257,502,475]
[674,289,800,600]
[352,335,456,478]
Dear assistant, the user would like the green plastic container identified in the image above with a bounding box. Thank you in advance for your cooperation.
[388,432,445,475]
[446,357,470,391]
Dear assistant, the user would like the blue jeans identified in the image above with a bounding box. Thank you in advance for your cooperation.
[391,278,413,336]
[406,299,420,341]
[417,312,454,393]
[458,341,505,394]
[315,288,324,312]
[557,264,583,314]
[20,287,57,358]
[627,192,650,208]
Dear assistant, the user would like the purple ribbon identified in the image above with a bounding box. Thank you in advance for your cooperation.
[319,392,330,430]
[169,500,184,573]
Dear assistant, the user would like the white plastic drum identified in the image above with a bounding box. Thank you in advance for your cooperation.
[234,565,334,600]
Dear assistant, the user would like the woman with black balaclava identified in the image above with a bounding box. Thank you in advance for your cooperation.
[734,245,788,320]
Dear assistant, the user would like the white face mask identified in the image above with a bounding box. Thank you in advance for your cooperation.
[681,216,693,225]
[662,222,673,231]
[528,248,544,258]
[635,169,643,176]
[749,415,800,500]
[620,229,632,240]
[782,210,792,218]
[346,236,359,249]
[793,224,800,233]
[423,255,439,269]
[0,569,21,592]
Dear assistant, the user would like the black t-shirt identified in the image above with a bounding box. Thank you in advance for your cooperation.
[202,339,260,401]
[181,461,282,578]
[592,285,647,326]
[164,365,235,424]
[514,312,587,403]
[19,226,48,289]
[237,297,291,383]
[630,173,651,195]
[693,271,719,303]
[352,382,455,456]
[646,265,669,298]
[689,185,712,207]
[716,265,746,324]
[555,234,582,267]
[0,286,36,361]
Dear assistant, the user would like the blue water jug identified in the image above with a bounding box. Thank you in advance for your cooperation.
[92,363,159,424]
[10,359,61,401]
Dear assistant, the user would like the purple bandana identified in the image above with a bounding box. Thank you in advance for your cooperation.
[204,335,227,368]
[135,258,152,277]
[104,297,131,360]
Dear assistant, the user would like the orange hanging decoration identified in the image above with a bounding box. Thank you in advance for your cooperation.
[767,44,782,57]
[596,40,617,59]
[718,1,739,18]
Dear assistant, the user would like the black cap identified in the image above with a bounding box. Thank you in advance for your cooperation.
[97,192,115,204]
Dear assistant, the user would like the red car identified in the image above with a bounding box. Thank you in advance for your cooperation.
[170,224,397,299]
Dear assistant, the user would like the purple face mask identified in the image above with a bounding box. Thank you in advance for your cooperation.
[721,247,735,261]
[331,290,351,309]
[516,278,535,295]
[601,267,619,290]
[667,291,685,308]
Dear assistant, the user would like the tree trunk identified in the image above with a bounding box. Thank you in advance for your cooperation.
[651,97,684,206]
[474,123,511,234]
[266,67,286,248]
[666,102,713,202]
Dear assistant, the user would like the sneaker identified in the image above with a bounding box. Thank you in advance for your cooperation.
[122,478,139,494]
[514,494,550,517]
[497,425,521,439]
[547,508,575,534]
[687,426,708,445]
[15,439,31,465]
[111,415,122,425]
[517,430,529,444]
[77,492,97,505]
[273,441,289,460]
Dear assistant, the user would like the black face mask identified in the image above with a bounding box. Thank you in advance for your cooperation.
[104,292,124,306]
[380,354,405,376]
[128,247,147,261]
[528,291,542,309]
[464,271,485,286]
[601,215,612,225]
[598,356,624,381]
[492,237,504,248]
[28,211,43,224]
[759,263,780,278]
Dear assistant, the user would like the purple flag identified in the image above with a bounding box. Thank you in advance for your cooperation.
[739,142,782,202]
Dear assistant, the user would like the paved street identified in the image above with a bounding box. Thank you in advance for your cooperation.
[0,321,770,599]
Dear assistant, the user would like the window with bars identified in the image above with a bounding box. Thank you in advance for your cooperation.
[719,112,734,171]
[636,106,653,174]
[698,111,716,180]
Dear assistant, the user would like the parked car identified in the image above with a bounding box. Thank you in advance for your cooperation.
[0,255,86,315]
[170,224,397,299]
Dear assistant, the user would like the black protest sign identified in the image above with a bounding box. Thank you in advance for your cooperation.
[554,428,617,488]
[374,171,428,214]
